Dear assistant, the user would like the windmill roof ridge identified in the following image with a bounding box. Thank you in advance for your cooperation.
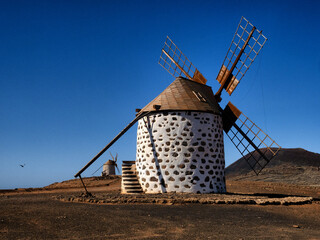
[140,77,220,114]
[176,76,208,86]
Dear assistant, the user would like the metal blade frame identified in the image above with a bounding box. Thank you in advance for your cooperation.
[217,17,268,95]
[110,152,115,161]
[225,110,281,175]
[159,36,196,80]
[116,165,120,175]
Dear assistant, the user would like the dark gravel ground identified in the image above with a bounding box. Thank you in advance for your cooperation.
[0,192,320,239]
[56,192,313,206]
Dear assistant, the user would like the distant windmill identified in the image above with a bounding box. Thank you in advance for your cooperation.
[74,17,281,194]
[91,152,120,176]
[101,153,120,176]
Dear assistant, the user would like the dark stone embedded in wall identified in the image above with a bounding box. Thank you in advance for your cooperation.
[150,177,157,182]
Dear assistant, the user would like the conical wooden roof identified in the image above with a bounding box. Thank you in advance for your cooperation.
[104,160,115,165]
[140,77,220,114]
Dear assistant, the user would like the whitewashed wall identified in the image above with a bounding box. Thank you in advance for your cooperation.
[136,111,226,193]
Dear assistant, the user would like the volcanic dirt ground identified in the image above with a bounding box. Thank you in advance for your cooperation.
[0,176,320,240]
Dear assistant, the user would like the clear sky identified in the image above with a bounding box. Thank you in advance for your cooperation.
[0,0,319,189]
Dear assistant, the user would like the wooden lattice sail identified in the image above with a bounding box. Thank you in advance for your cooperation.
[222,102,281,175]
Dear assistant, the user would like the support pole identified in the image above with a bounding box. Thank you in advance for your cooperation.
[74,111,150,178]
[79,174,92,196]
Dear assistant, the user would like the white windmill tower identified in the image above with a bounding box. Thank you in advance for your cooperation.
[74,17,281,195]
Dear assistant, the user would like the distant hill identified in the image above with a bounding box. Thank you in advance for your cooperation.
[226,148,320,186]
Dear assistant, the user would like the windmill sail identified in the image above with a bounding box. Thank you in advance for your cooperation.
[159,36,207,84]
[216,17,267,96]
[222,102,281,175]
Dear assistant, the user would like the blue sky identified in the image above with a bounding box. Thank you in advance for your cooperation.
[0,0,319,189]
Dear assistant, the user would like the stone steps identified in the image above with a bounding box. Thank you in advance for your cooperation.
[121,162,143,194]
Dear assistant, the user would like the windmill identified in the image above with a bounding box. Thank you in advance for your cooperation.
[91,152,120,176]
[74,17,280,194]
[102,152,120,176]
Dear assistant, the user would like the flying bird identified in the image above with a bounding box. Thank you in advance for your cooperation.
[19,164,25,168]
